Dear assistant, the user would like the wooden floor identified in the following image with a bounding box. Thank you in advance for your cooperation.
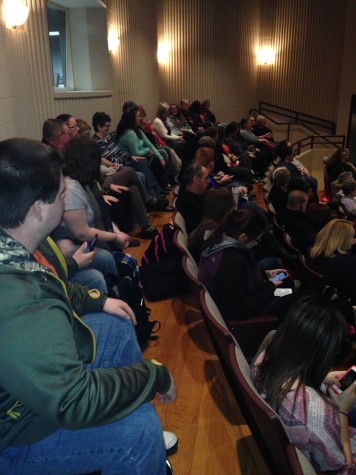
[128,185,271,475]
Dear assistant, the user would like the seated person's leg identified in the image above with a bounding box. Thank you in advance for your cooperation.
[92,248,119,279]
[82,311,142,368]
[70,268,108,292]
[0,402,165,475]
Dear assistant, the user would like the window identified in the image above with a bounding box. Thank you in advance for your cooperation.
[47,0,111,92]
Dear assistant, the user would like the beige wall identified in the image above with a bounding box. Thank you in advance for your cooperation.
[155,0,260,123]
[0,0,354,143]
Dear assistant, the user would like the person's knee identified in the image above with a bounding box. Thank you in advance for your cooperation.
[82,312,142,368]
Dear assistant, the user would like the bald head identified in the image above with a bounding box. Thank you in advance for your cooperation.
[287,190,308,212]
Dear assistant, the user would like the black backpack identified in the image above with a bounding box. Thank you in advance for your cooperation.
[116,276,160,350]
[141,224,182,264]
[140,224,191,301]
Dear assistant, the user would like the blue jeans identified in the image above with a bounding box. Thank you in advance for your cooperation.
[70,268,108,292]
[0,313,166,475]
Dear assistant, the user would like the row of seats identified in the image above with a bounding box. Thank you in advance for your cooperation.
[172,212,278,359]
[171,210,320,474]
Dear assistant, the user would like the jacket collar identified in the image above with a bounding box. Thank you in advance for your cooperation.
[201,235,246,258]
[0,229,47,274]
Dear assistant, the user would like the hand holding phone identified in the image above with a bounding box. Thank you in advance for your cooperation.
[333,366,356,394]
[270,271,288,283]
[85,234,98,253]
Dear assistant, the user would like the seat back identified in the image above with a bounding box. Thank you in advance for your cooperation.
[263,179,272,193]
[199,288,234,364]
[173,229,196,263]
[283,231,300,254]
[298,254,327,294]
[227,343,316,475]
[182,254,202,298]
[173,211,188,238]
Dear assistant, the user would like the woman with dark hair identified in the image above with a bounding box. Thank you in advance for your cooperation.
[188,187,235,261]
[189,100,211,130]
[198,208,298,322]
[117,107,171,192]
[56,137,134,258]
[326,149,356,182]
[252,295,356,473]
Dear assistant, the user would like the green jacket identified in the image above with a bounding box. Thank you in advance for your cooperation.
[0,231,170,450]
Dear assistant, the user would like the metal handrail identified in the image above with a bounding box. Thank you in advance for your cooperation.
[249,102,345,152]
[292,135,345,155]
[252,102,336,134]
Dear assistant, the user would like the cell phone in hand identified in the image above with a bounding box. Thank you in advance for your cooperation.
[333,366,356,394]
[271,271,288,283]
[85,234,98,253]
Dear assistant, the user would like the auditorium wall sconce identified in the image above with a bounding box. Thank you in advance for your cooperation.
[257,47,276,65]
[157,42,170,65]
[108,31,120,53]
[3,0,29,29]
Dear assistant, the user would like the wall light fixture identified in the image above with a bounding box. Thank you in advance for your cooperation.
[3,0,29,29]
[108,31,120,53]
[257,47,276,65]
[157,42,170,65]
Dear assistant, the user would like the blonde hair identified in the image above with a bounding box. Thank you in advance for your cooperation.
[310,219,354,258]
[156,102,170,118]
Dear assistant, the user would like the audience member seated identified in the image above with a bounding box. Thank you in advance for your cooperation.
[0,138,175,474]
[76,118,92,137]
[57,113,80,139]
[55,137,135,264]
[116,106,170,192]
[308,219,356,305]
[136,105,181,183]
[92,111,163,199]
[331,171,354,195]
[252,295,356,474]
[188,187,236,262]
[341,180,356,218]
[251,115,274,142]
[194,145,246,191]
[205,126,255,186]
[42,117,71,154]
[275,146,318,201]
[240,116,272,148]
[268,168,291,212]
[152,102,184,154]
[167,103,195,137]
[202,99,218,125]
[224,121,247,157]
[239,117,274,177]
[198,208,303,322]
[326,149,356,182]
[180,99,202,132]
[175,163,209,235]
[192,148,294,263]
[277,190,328,254]
[188,100,211,131]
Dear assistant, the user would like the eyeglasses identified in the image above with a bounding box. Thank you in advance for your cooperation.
[68,125,79,129]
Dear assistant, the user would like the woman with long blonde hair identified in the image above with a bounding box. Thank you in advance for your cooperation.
[308,219,356,303]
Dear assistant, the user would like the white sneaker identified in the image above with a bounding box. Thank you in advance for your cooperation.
[163,431,178,451]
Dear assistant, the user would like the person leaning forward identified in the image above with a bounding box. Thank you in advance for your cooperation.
[0,138,175,475]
